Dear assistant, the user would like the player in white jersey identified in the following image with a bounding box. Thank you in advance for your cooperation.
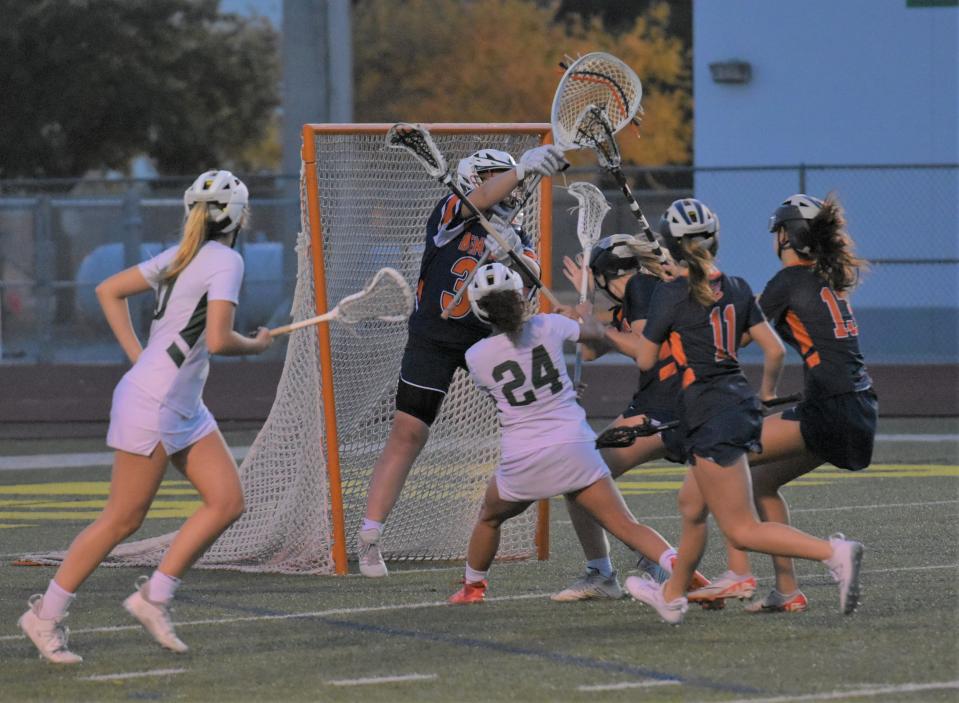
[18,170,273,664]
[448,263,686,605]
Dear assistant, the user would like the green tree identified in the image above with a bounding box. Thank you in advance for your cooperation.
[353,0,691,165]
[0,0,279,177]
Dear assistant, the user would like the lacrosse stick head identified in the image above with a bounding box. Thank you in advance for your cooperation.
[334,267,413,325]
[386,123,450,181]
[567,182,611,251]
[551,52,643,151]
[571,105,623,170]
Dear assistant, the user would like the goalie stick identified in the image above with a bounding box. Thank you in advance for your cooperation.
[268,267,412,337]
[386,123,561,308]
[552,54,673,270]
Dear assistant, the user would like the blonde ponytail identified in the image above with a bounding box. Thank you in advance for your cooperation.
[682,238,718,306]
[624,239,666,280]
[163,205,210,282]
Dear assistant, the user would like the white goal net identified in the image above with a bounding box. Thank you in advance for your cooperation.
[24,124,552,574]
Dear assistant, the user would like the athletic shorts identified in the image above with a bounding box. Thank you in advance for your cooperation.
[622,403,686,464]
[396,333,469,426]
[495,441,611,502]
[107,377,218,457]
[782,388,878,470]
[684,400,763,468]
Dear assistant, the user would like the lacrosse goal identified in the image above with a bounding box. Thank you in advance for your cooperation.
[20,123,555,576]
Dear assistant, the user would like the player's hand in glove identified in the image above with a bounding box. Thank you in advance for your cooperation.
[516,144,567,180]
[486,225,523,262]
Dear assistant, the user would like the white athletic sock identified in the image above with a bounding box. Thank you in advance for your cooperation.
[587,557,613,578]
[147,570,181,605]
[658,548,678,573]
[361,518,384,534]
[464,564,488,584]
[39,580,75,620]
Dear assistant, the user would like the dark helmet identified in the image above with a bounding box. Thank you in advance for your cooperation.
[589,234,642,300]
[768,194,824,255]
[657,198,719,262]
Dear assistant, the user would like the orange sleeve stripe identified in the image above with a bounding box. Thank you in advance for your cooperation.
[659,362,677,381]
[785,310,821,368]
[442,196,460,225]
[668,332,688,366]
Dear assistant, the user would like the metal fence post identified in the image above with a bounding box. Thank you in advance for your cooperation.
[34,196,54,362]
[122,187,143,338]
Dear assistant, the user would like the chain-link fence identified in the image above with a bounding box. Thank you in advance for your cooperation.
[1,164,956,364]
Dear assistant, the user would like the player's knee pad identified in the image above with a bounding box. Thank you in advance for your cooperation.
[395,378,445,427]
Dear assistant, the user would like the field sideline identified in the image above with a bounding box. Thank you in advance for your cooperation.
[0,418,956,702]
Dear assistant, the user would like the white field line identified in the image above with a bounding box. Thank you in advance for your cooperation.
[0,434,953,471]
[326,673,437,687]
[2,563,957,644]
[0,592,550,642]
[577,679,680,691]
[79,668,187,682]
[691,680,959,703]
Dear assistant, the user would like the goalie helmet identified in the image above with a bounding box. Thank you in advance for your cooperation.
[658,198,719,262]
[183,169,249,234]
[467,262,523,323]
[589,234,643,300]
[455,149,517,193]
[768,194,824,255]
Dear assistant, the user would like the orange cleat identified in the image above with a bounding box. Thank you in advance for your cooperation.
[448,579,488,605]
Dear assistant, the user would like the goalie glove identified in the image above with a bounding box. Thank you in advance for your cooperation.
[515,144,566,181]
[485,225,523,262]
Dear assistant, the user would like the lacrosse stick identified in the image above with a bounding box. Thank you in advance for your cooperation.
[552,54,673,270]
[595,419,680,449]
[268,267,412,337]
[386,123,561,308]
[762,392,803,413]
[567,182,610,392]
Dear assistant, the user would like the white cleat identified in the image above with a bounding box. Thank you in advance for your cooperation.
[826,534,864,615]
[625,574,688,625]
[357,528,388,578]
[551,568,624,602]
[123,577,189,653]
[17,595,83,664]
[687,570,757,603]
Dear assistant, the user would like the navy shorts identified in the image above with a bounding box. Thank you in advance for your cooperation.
[623,402,686,464]
[782,388,878,470]
[685,400,763,467]
[395,333,469,426]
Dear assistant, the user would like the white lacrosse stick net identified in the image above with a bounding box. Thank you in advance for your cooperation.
[551,52,643,150]
[567,182,610,302]
[334,267,413,324]
[385,123,449,180]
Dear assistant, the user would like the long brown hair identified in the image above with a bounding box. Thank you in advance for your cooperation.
[681,238,718,306]
[626,239,666,280]
[478,290,526,333]
[804,193,867,292]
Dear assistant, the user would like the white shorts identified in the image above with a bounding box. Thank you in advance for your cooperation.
[106,377,218,457]
[495,441,610,502]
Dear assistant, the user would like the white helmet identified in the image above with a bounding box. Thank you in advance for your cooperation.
[183,169,249,234]
[455,149,516,193]
[467,262,523,323]
[658,198,720,262]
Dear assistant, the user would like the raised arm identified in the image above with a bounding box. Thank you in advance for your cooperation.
[96,266,153,365]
